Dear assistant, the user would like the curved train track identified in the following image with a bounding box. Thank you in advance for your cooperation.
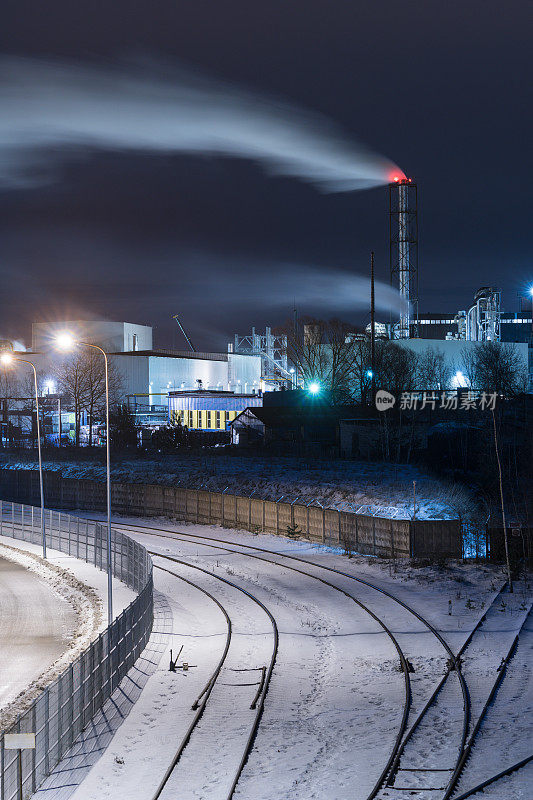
[149,547,413,800]
[109,518,472,799]
[149,555,279,800]
[9,510,527,799]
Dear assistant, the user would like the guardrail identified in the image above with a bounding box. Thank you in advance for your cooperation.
[0,500,153,800]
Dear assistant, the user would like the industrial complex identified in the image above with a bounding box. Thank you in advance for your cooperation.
[1,178,532,447]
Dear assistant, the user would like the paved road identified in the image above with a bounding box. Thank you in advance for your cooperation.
[0,556,77,710]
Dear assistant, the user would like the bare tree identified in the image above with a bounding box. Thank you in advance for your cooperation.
[378,342,418,395]
[83,351,123,446]
[461,342,526,395]
[55,354,89,446]
[460,346,478,388]
[351,338,372,403]
[473,342,526,395]
[0,368,25,446]
[281,317,360,402]
[416,347,452,390]
[55,351,123,446]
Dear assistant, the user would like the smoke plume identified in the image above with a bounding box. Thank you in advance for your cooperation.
[0,57,403,191]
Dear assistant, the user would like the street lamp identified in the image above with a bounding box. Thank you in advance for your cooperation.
[56,332,113,625]
[308,381,321,395]
[530,287,533,338]
[1,352,47,558]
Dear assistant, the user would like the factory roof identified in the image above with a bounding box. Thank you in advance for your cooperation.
[108,349,229,361]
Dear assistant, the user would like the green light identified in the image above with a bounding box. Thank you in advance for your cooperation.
[308,382,320,395]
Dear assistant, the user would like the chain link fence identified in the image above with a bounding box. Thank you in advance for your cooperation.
[0,501,153,800]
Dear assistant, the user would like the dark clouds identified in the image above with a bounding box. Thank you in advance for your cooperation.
[0,1,531,349]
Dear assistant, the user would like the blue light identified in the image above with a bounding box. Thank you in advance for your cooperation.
[308,382,320,395]
[366,370,373,379]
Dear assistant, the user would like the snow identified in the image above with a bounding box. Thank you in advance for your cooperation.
[0,553,78,721]
[0,533,136,731]
[0,456,474,520]
[39,514,531,800]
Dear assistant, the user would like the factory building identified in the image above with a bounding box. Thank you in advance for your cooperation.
[410,288,532,390]
[4,321,262,435]
[168,390,263,431]
[31,320,153,354]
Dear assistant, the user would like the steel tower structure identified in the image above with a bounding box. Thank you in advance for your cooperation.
[390,178,418,338]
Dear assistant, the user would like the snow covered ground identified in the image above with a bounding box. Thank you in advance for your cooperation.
[0,553,77,716]
[40,513,531,800]
[0,455,473,519]
[0,533,136,731]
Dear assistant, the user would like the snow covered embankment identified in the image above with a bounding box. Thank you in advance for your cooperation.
[1,457,475,520]
[0,542,102,731]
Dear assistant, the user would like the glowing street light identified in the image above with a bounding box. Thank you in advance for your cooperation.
[308,381,321,395]
[55,332,76,351]
[1,351,47,558]
[55,332,113,625]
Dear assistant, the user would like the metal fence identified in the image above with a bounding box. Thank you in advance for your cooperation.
[0,501,153,800]
[0,469,462,560]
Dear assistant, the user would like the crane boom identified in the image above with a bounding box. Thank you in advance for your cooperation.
[172,314,196,352]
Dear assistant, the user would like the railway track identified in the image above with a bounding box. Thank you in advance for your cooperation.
[452,753,533,799]
[381,584,528,799]
[149,548,413,800]
[447,603,533,800]
[8,511,527,799]
[150,554,279,800]
[108,518,471,799]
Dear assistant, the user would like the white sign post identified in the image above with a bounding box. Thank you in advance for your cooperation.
[4,734,36,750]
[4,733,36,799]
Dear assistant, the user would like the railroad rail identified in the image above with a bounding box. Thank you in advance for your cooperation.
[149,554,279,800]
[108,519,470,800]
[453,753,533,799]
[444,603,533,800]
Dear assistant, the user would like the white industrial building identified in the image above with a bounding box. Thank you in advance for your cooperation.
[14,320,262,404]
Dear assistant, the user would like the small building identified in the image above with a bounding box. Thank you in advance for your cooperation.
[230,404,346,455]
[168,390,263,432]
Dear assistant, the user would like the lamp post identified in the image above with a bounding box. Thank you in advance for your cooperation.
[56,333,113,625]
[1,353,47,558]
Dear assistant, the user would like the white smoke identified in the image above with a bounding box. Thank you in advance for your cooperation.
[0,57,403,191]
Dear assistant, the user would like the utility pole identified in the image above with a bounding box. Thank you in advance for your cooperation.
[370,251,376,404]
[492,406,513,592]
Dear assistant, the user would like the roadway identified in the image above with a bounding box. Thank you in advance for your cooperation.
[0,556,77,711]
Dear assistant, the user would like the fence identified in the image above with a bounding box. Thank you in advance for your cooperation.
[0,500,153,800]
[0,468,462,560]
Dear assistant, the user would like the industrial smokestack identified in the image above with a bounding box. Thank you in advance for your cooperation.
[389,177,418,339]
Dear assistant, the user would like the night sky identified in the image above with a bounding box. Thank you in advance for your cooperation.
[1,1,531,351]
